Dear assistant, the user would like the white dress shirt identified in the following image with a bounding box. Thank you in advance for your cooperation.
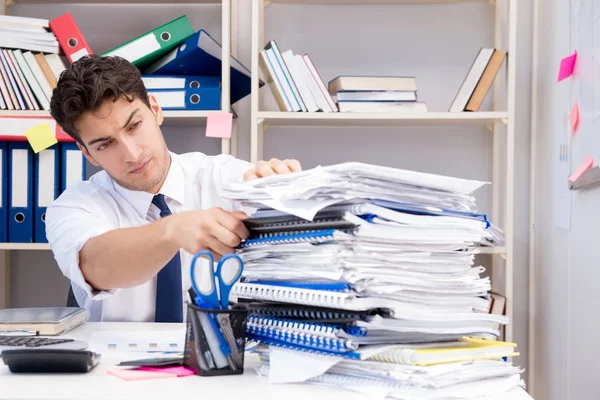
[45,151,253,322]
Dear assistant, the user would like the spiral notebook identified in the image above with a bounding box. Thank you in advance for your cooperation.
[231,282,388,312]
[246,302,383,324]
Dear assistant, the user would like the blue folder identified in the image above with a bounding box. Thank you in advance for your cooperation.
[34,144,59,243]
[144,29,263,104]
[8,142,33,243]
[0,142,7,243]
[60,142,86,192]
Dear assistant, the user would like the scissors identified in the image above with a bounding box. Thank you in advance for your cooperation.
[190,250,245,370]
[190,250,244,310]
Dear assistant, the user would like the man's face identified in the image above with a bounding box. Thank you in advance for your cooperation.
[76,95,170,193]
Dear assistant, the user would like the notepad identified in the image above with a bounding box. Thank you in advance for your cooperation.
[361,337,519,366]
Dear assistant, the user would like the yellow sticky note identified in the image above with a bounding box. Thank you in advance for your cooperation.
[25,122,58,153]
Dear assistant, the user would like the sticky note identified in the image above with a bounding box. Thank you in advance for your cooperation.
[24,122,58,153]
[558,50,577,81]
[570,102,580,133]
[139,366,196,377]
[569,156,594,182]
[205,112,233,139]
[107,368,175,381]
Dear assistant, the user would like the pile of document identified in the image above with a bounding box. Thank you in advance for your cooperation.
[225,162,523,398]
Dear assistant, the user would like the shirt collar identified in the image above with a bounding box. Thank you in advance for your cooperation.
[113,152,185,219]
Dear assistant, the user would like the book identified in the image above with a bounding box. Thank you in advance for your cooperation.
[465,49,507,111]
[328,75,417,94]
[0,307,90,335]
[449,47,495,112]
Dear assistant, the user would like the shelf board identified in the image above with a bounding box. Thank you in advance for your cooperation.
[257,111,507,127]
[478,246,506,255]
[267,0,486,4]
[0,243,50,250]
[0,110,212,125]
[9,0,222,4]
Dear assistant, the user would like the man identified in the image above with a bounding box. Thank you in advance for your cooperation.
[46,55,301,323]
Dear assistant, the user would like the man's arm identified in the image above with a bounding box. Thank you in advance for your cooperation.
[79,208,249,291]
[79,217,177,290]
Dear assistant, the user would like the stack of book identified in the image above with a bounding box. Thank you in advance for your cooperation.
[328,75,427,113]
[0,14,69,111]
[100,15,256,111]
[223,162,523,398]
[258,40,427,114]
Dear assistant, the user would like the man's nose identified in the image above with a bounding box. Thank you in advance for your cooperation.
[122,136,143,162]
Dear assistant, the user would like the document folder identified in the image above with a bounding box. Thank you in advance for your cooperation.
[34,144,59,243]
[8,142,33,243]
[0,142,7,242]
[49,12,92,63]
[145,29,261,104]
[102,16,194,70]
[60,142,86,192]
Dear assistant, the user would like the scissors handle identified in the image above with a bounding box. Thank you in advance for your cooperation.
[216,254,244,309]
[190,250,220,309]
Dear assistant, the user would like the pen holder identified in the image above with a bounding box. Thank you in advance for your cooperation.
[183,302,249,377]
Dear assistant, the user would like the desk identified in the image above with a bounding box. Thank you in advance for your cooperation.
[0,323,534,400]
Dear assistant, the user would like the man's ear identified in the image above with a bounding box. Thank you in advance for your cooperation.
[148,94,164,126]
[77,142,100,167]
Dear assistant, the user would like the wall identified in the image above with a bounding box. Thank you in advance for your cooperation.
[531,0,600,398]
[8,0,533,379]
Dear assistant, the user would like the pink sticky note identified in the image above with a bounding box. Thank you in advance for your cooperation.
[558,50,577,82]
[569,156,594,182]
[570,102,580,133]
[205,112,233,139]
[139,366,196,377]
[107,368,176,381]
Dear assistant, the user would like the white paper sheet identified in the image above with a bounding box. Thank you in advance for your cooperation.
[268,346,341,383]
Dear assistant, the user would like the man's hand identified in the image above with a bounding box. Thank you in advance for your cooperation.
[164,207,250,257]
[244,158,302,181]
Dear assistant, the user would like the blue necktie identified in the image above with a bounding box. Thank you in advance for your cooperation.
[152,194,183,323]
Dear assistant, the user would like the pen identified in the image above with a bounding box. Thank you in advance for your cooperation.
[0,330,38,336]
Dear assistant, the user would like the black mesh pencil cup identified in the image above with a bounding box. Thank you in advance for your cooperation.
[183,302,249,376]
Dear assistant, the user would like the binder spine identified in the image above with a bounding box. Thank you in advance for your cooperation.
[233,282,351,309]
[248,306,368,322]
[239,229,338,248]
[253,337,362,359]
[247,323,359,353]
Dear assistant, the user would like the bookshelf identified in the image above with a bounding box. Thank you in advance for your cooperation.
[249,0,517,344]
[4,0,236,156]
[0,0,237,309]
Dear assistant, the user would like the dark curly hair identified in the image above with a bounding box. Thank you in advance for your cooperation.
[50,55,150,144]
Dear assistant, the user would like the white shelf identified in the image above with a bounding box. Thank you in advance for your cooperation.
[257,111,507,127]
[0,110,213,125]
[479,246,507,255]
[0,243,51,250]
[267,0,486,4]
[8,0,223,4]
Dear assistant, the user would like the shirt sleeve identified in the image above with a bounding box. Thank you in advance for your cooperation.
[45,183,120,302]
[204,154,254,211]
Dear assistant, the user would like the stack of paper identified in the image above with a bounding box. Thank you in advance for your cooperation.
[224,162,521,398]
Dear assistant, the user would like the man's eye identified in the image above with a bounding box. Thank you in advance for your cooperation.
[129,121,141,130]
[98,141,110,151]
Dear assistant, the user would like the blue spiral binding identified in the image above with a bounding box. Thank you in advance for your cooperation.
[239,229,338,248]
[247,315,368,339]
[250,337,362,360]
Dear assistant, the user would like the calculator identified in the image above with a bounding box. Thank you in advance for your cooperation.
[0,336,88,353]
